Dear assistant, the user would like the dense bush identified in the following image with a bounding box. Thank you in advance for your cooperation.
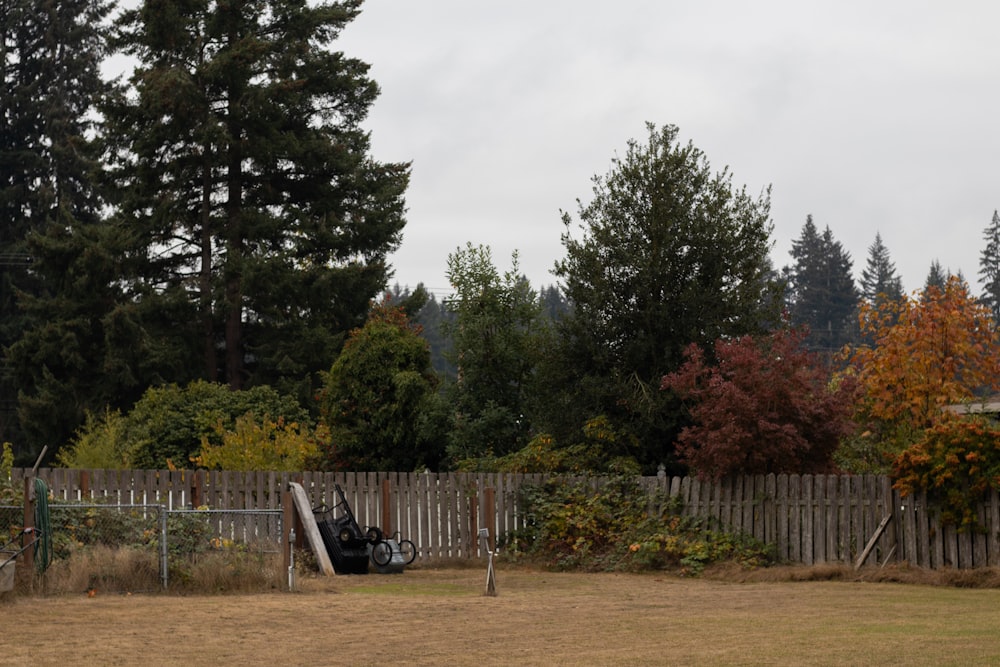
[317,302,445,471]
[505,476,772,574]
[662,328,856,479]
[894,415,1000,531]
[58,381,312,469]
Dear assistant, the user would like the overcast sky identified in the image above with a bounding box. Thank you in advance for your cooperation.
[334,1,1000,299]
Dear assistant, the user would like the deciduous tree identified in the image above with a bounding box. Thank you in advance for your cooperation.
[894,415,1000,531]
[662,328,856,479]
[850,275,1000,451]
[194,414,325,472]
[123,381,310,469]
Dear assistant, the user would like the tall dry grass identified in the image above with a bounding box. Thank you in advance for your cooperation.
[2,545,286,598]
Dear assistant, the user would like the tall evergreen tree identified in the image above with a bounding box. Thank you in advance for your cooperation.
[925,259,948,294]
[786,216,858,355]
[544,123,782,472]
[444,244,545,462]
[978,210,1000,327]
[1,0,112,461]
[859,232,903,305]
[104,0,409,400]
[539,284,570,321]
[413,294,455,379]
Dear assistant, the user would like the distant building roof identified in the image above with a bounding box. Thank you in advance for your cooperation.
[944,398,1000,415]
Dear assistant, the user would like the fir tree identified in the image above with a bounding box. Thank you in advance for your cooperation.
[859,232,903,305]
[979,210,1000,327]
[104,0,410,399]
[1,0,112,461]
[786,216,859,355]
[925,259,948,294]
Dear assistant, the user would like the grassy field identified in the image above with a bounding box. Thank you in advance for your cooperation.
[4,564,1000,666]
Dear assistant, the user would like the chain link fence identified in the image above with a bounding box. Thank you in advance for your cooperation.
[2,502,284,592]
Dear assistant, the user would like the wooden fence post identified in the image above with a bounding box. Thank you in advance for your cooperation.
[190,470,203,509]
[484,487,496,552]
[381,478,391,536]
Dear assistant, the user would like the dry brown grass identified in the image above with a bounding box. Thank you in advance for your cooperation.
[3,545,284,597]
[4,562,1000,666]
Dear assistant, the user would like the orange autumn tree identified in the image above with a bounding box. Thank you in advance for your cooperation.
[848,275,1000,461]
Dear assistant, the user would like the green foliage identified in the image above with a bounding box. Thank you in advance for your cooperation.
[317,300,446,471]
[57,408,131,470]
[0,442,15,503]
[925,260,949,293]
[860,232,904,306]
[412,293,456,379]
[49,504,214,562]
[507,476,772,574]
[106,0,408,392]
[979,210,1000,328]
[195,414,325,472]
[124,381,310,469]
[49,505,159,560]
[544,122,781,472]
[833,431,900,475]
[785,216,859,354]
[0,0,113,462]
[456,416,640,475]
[893,415,1000,532]
[444,244,547,461]
[165,512,216,558]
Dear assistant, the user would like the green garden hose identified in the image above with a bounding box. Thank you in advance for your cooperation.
[33,478,52,573]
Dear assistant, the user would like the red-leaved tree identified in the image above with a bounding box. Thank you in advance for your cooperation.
[661,329,857,479]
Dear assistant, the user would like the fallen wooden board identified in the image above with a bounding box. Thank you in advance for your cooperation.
[288,482,335,576]
[855,512,893,570]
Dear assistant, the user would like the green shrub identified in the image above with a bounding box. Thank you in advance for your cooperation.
[0,442,15,503]
[505,475,772,574]
[123,380,311,469]
[57,408,131,470]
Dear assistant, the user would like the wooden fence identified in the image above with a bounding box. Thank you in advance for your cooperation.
[10,468,1000,569]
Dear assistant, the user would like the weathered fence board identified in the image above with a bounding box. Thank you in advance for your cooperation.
[10,468,1000,569]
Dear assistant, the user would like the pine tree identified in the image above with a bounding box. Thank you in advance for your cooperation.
[979,210,1000,327]
[1,0,112,460]
[859,232,903,305]
[786,216,859,355]
[105,0,409,398]
[925,259,948,294]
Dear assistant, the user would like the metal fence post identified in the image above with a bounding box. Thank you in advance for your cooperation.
[160,505,168,589]
[22,476,34,574]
